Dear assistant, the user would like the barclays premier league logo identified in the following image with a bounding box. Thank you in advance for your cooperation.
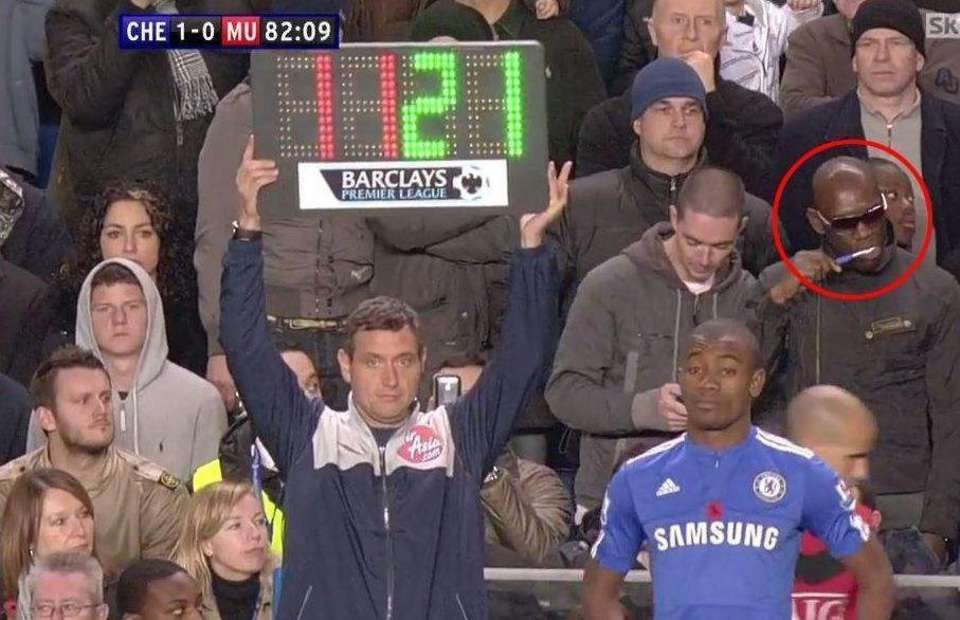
[753,471,787,503]
[298,160,508,210]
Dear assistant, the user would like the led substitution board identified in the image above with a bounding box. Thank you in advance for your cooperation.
[252,42,548,217]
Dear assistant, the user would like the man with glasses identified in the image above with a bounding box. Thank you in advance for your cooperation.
[758,155,960,573]
[26,552,109,620]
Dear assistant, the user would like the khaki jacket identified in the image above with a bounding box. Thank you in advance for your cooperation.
[481,451,570,566]
[0,447,188,582]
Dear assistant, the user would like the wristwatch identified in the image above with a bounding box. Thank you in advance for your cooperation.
[232,220,262,242]
[483,466,503,485]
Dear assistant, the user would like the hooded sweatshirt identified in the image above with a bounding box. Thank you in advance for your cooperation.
[26,258,226,481]
[546,222,761,509]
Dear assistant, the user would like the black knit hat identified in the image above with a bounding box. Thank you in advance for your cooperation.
[851,0,926,56]
[410,0,494,42]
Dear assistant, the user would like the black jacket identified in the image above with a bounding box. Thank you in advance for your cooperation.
[558,146,782,296]
[757,244,960,541]
[0,373,30,466]
[493,0,606,166]
[609,0,656,96]
[0,259,46,386]
[767,88,960,275]
[45,0,249,229]
[575,81,783,196]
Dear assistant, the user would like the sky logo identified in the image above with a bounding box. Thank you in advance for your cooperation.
[927,12,960,38]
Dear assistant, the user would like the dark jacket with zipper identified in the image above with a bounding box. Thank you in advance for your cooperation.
[558,145,782,301]
[45,0,249,229]
[575,79,783,196]
[767,88,960,276]
[220,237,559,620]
[547,222,761,508]
[756,242,960,541]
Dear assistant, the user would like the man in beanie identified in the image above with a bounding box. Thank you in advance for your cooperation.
[575,0,784,197]
[769,0,960,285]
[781,0,960,115]
[556,57,781,296]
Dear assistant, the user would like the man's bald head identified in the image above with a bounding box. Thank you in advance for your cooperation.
[811,157,878,220]
[675,166,745,221]
[787,385,877,481]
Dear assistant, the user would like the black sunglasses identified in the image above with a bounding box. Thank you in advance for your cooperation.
[814,194,888,231]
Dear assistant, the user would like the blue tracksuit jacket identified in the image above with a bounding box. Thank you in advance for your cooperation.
[219,237,559,619]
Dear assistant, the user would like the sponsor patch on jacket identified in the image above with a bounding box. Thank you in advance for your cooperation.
[398,425,444,464]
[867,316,916,339]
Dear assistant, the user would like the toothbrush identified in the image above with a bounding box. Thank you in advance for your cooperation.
[835,246,879,266]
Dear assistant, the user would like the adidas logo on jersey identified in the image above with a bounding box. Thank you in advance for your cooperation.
[656,478,681,497]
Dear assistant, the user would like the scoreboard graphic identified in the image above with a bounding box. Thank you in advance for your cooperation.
[251,42,549,217]
[119,14,339,49]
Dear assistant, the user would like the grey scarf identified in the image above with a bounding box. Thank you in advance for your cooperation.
[154,0,219,120]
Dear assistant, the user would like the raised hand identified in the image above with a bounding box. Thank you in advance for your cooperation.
[519,161,572,249]
[535,0,560,20]
[235,135,278,231]
[769,249,841,305]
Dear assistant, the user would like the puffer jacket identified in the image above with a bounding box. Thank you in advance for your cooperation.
[45,0,250,228]
[481,448,570,567]
[547,222,761,509]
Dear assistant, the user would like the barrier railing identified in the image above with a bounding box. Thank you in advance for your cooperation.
[484,568,960,587]
[483,569,960,617]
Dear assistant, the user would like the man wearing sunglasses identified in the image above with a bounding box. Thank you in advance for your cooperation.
[767,0,960,280]
[757,155,960,576]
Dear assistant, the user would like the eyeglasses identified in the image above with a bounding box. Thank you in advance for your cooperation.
[814,194,888,231]
[31,601,102,618]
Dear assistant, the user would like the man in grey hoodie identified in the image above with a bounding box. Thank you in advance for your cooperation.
[27,259,226,481]
[546,166,761,519]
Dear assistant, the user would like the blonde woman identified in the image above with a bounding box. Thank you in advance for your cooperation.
[172,481,275,620]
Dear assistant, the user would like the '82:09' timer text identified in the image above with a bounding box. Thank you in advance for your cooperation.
[118,14,339,50]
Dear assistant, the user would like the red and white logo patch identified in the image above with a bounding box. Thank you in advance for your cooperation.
[397,425,444,464]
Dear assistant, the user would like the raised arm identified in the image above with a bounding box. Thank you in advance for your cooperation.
[219,137,319,476]
[447,162,569,476]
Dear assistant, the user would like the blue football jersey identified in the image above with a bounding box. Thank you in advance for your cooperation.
[592,427,869,619]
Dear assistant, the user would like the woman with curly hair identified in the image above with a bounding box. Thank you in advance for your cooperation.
[172,481,276,620]
[25,180,207,378]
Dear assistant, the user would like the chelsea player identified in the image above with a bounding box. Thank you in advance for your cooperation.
[583,319,894,619]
